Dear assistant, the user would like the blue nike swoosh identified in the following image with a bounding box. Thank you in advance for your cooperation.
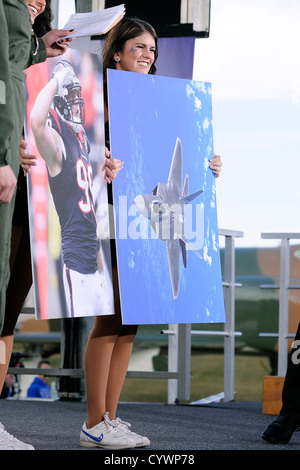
[82,428,104,443]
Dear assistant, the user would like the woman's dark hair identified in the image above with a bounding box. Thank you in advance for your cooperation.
[32,0,53,36]
[102,17,158,75]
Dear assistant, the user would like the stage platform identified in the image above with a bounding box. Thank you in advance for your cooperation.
[1,399,300,453]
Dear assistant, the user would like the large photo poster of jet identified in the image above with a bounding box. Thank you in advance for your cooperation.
[25,50,114,319]
[107,69,225,325]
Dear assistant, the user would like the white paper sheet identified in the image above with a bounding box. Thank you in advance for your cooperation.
[61,4,125,39]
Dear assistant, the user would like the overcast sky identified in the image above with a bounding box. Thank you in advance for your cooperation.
[193,0,300,247]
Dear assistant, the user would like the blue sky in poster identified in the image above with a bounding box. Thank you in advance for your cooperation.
[108,69,225,325]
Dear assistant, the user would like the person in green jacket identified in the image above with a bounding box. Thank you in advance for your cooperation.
[0,0,72,450]
[0,0,72,338]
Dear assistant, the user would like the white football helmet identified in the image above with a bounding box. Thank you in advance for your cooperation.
[52,60,85,133]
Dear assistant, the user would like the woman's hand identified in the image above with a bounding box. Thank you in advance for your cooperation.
[209,153,222,178]
[0,166,17,203]
[105,147,124,183]
[42,29,73,58]
[20,137,37,175]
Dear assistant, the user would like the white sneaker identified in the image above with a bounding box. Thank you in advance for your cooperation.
[80,412,136,449]
[113,417,150,447]
[0,422,34,450]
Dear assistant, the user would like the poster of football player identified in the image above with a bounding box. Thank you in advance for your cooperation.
[25,50,114,319]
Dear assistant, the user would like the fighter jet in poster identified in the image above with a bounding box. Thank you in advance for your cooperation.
[134,137,203,299]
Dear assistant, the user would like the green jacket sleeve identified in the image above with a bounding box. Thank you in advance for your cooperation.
[0,2,46,168]
[0,0,14,167]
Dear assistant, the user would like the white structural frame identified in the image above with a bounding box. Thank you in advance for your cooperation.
[259,233,300,376]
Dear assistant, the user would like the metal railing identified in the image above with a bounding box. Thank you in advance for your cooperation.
[161,228,243,404]
[259,232,300,376]
[10,228,243,403]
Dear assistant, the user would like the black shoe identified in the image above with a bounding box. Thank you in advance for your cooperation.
[262,415,300,444]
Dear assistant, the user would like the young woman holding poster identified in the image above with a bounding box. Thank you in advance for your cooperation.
[80,17,222,450]
[80,17,158,450]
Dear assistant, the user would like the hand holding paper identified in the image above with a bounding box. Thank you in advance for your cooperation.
[42,29,74,57]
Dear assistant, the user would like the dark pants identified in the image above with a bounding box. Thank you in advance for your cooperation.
[1,169,32,337]
[280,322,300,418]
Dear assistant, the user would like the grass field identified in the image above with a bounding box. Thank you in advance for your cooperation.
[119,350,272,404]
[13,343,273,403]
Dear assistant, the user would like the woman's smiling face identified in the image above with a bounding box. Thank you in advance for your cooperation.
[24,0,46,24]
[114,32,156,74]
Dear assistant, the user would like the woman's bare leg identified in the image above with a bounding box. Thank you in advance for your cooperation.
[105,333,136,419]
[0,335,14,392]
[84,311,137,428]
[84,327,117,428]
